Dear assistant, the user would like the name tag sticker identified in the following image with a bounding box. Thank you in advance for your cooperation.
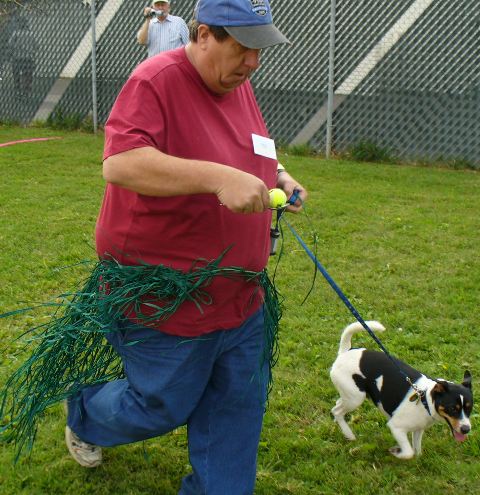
[252,134,277,160]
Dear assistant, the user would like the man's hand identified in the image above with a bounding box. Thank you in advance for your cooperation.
[276,171,307,213]
[214,168,270,214]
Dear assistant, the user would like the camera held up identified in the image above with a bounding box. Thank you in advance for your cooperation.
[146,9,166,18]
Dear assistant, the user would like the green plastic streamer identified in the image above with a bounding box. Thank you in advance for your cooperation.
[0,252,282,461]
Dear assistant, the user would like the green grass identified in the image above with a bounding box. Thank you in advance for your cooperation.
[1,127,479,494]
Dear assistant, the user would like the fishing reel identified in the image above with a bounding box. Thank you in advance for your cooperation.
[270,189,300,255]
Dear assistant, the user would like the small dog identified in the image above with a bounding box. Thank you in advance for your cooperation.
[330,321,473,459]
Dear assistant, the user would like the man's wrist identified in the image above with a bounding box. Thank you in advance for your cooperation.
[277,163,286,175]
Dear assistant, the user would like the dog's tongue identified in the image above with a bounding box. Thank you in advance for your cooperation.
[454,431,467,442]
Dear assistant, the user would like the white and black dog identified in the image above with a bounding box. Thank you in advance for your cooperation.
[330,321,473,459]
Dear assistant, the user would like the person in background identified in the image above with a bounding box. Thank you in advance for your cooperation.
[137,0,189,57]
[65,0,307,493]
[8,17,37,97]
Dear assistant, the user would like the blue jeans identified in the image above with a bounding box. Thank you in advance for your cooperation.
[67,308,268,495]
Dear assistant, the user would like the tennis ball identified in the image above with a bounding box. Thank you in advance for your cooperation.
[269,188,287,208]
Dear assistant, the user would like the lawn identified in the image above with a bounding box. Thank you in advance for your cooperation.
[0,126,479,494]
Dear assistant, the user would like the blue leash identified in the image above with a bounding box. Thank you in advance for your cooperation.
[282,217,392,356]
[279,205,429,408]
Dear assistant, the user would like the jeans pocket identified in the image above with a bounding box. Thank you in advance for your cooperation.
[105,319,134,350]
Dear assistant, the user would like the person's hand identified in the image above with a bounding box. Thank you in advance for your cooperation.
[214,168,270,214]
[276,171,307,213]
[143,7,152,17]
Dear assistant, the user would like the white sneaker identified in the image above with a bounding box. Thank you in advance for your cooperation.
[65,426,102,468]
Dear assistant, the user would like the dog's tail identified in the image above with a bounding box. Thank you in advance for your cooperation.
[337,321,386,355]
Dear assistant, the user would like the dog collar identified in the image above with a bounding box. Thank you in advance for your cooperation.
[409,390,432,416]
[420,392,431,416]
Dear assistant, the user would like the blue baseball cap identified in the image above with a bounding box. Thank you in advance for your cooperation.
[194,0,290,49]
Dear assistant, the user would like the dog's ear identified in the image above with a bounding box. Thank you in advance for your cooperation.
[433,380,449,394]
[462,370,472,390]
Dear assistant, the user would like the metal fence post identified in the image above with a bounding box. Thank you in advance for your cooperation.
[91,0,98,134]
[326,0,336,158]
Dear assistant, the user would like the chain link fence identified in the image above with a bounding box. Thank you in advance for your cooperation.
[1,0,479,165]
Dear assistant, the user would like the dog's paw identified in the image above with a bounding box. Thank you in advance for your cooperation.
[389,446,414,460]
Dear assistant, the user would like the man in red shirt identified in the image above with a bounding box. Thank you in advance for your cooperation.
[66,0,307,493]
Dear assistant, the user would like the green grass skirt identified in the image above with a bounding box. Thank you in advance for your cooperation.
[0,254,282,461]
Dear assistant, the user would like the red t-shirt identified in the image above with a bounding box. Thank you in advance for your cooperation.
[97,47,277,336]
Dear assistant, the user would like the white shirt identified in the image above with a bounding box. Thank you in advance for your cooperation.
[147,15,189,58]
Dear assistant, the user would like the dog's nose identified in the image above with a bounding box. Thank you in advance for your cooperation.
[460,425,470,434]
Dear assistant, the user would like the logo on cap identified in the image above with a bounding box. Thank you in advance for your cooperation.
[250,0,268,16]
